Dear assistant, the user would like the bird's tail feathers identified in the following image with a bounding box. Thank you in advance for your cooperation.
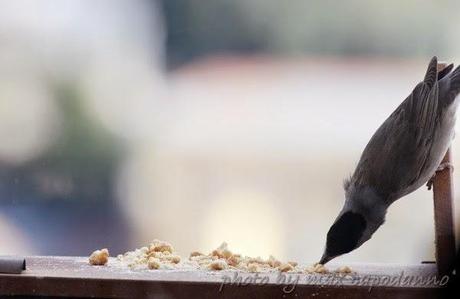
[423,56,438,88]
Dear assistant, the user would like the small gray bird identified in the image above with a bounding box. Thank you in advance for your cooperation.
[320,57,460,265]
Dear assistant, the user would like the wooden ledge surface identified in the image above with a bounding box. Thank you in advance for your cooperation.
[0,256,448,298]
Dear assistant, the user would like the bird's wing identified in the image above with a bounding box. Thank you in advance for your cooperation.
[348,57,440,200]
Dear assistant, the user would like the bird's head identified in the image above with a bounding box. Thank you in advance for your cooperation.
[319,186,388,264]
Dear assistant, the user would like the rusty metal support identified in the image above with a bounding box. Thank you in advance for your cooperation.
[432,62,456,276]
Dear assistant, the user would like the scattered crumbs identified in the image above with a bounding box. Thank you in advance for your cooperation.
[113,239,182,270]
[189,242,300,273]
[89,239,352,275]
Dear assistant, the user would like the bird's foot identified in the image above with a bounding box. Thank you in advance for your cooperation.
[426,162,454,190]
[437,162,454,173]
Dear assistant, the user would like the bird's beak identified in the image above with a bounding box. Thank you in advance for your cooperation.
[319,253,332,265]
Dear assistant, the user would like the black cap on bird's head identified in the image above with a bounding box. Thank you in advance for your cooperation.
[319,211,367,265]
[319,185,388,264]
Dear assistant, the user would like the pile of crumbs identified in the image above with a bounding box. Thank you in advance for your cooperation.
[115,239,183,270]
[89,240,353,275]
[187,242,301,273]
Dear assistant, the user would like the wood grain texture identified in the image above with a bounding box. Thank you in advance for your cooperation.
[433,148,456,276]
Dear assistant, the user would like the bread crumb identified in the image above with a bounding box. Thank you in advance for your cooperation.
[222,249,233,259]
[89,248,109,266]
[227,255,241,267]
[278,263,294,272]
[190,251,204,257]
[166,254,181,264]
[211,242,229,258]
[306,263,328,274]
[209,259,228,270]
[248,257,265,264]
[149,239,174,253]
[148,257,161,269]
[336,265,352,274]
[288,261,298,267]
[267,255,282,268]
[247,263,260,272]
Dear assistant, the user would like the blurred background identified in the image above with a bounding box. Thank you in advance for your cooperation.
[0,0,459,264]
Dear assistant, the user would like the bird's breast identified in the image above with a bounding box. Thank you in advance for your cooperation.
[414,104,456,191]
[392,102,458,201]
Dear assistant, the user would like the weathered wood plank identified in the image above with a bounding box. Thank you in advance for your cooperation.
[0,256,448,298]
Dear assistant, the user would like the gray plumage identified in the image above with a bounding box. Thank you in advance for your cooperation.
[320,57,460,264]
[346,57,459,203]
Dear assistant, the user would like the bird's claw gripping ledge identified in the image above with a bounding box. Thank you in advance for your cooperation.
[426,162,454,190]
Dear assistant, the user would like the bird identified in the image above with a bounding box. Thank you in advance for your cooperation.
[319,56,460,265]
